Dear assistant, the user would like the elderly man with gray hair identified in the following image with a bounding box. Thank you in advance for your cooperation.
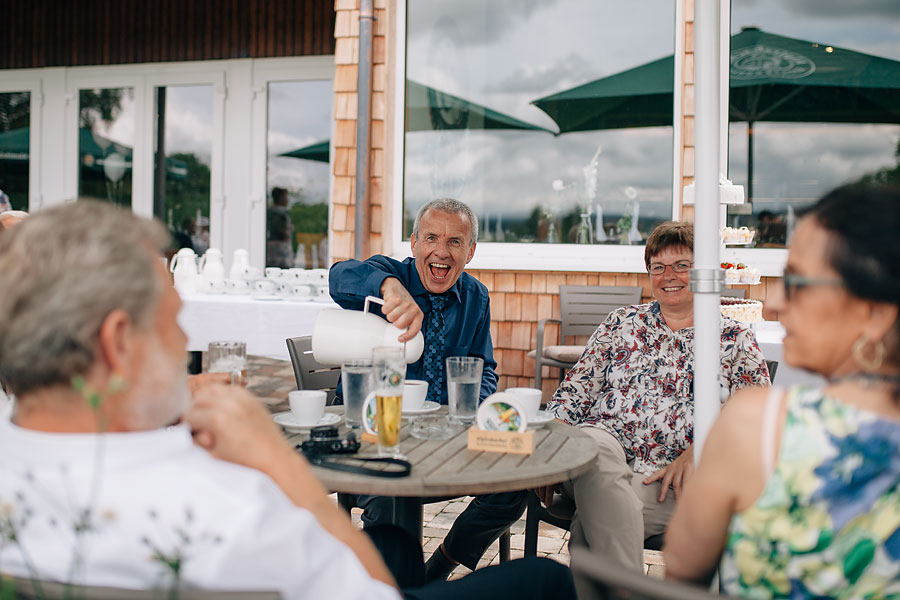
[329,198,528,582]
[0,202,573,599]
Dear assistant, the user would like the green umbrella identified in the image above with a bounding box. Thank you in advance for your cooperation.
[532,27,900,198]
[279,81,552,164]
[279,139,330,163]
[406,79,552,132]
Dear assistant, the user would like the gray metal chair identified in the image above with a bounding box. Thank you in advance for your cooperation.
[765,359,778,383]
[286,335,342,405]
[529,285,643,390]
[569,547,731,600]
[1,574,280,599]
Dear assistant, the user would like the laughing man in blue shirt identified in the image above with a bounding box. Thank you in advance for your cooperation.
[329,198,527,581]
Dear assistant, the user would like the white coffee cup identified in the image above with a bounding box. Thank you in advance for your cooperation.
[285,268,306,281]
[265,267,283,279]
[289,390,327,425]
[403,380,429,411]
[254,279,277,294]
[291,284,312,298]
[506,387,542,419]
[225,279,250,294]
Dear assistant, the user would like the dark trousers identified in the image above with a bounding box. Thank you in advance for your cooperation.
[359,491,528,570]
[366,525,575,600]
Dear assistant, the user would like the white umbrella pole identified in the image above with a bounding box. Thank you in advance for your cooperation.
[691,0,724,462]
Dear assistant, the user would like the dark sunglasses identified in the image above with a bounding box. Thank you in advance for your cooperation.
[782,272,843,301]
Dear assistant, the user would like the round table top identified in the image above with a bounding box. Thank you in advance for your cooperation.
[284,407,598,498]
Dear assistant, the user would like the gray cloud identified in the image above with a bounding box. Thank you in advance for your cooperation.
[780,0,900,18]
[408,0,557,48]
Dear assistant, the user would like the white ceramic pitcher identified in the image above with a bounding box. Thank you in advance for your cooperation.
[170,247,199,295]
[199,248,226,292]
[229,249,250,281]
[312,296,425,365]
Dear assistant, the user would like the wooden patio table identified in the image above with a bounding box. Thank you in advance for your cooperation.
[283,407,598,536]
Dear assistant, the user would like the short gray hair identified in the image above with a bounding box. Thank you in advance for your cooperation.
[0,202,170,397]
[412,198,478,246]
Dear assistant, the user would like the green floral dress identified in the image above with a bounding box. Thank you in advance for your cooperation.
[720,386,900,599]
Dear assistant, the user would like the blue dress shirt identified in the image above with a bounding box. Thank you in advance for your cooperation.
[329,255,498,404]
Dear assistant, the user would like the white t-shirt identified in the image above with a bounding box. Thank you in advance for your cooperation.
[0,420,399,600]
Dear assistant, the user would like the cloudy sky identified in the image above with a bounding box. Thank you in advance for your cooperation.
[405,0,900,234]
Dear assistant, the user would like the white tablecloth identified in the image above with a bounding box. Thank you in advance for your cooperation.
[752,321,826,388]
[178,294,338,361]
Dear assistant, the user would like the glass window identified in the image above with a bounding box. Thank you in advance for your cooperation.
[728,1,900,247]
[78,88,135,207]
[0,91,30,211]
[404,0,675,246]
[153,85,213,254]
[266,80,332,268]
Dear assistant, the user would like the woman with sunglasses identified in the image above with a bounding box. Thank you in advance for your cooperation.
[665,185,900,598]
[539,221,770,575]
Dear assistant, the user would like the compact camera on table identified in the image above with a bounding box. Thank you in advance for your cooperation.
[299,425,361,456]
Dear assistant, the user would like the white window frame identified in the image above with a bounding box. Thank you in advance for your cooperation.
[0,75,43,211]
[0,56,334,269]
[389,1,684,273]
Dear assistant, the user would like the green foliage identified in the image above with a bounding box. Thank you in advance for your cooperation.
[290,202,328,234]
[165,152,211,230]
[79,89,125,128]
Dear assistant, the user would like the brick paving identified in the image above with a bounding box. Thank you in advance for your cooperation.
[245,354,664,579]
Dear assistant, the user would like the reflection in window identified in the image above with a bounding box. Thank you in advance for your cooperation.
[266,80,332,268]
[153,86,213,254]
[0,92,30,211]
[78,88,135,207]
[404,0,675,245]
[728,2,900,247]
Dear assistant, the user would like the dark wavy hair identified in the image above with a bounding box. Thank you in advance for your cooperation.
[803,185,900,363]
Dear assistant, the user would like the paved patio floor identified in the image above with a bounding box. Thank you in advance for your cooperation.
[245,355,665,580]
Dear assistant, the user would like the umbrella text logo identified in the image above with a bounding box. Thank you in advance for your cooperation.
[730,45,816,81]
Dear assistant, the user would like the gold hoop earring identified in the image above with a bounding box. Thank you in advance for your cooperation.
[852,335,886,371]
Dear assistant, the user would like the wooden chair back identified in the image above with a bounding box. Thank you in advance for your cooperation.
[286,335,341,405]
[1,574,281,599]
[558,285,643,341]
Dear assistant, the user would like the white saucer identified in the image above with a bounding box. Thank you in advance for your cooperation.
[273,411,342,432]
[253,294,282,301]
[528,410,554,428]
[402,401,441,416]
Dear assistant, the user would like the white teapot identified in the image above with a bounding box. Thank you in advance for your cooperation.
[229,249,250,281]
[170,247,199,295]
[199,248,226,293]
[312,296,425,365]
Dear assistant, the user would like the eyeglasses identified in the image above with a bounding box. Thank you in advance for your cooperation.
[782,272,844,300]
[648,261,693,275]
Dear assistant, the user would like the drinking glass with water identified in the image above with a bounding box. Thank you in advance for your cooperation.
[341,360,373,429]
[446,356,483,424]
[208,340,247,386]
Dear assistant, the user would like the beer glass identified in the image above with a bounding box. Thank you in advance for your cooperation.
[208,340,247,386]
[341,360,374,429]
[371,346,405,457]
[447,356,483,424]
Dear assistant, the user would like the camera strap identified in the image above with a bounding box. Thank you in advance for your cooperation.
[304,455,412,478]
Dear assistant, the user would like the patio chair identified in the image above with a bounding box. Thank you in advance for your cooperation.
[286,335,342,405]
[569,547,732,600]
[765,359,778,383]
[523,492,665,558]
[1,574,281,599]
[528,285,643,391]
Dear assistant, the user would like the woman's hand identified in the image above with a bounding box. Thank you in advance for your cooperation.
[642,445,694,502]
[533,484,560,508]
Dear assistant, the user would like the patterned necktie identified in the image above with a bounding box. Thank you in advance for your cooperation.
[423,294,447,405]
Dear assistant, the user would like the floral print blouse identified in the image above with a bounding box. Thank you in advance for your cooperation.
[720,386,900,599]
[546,302,770,476]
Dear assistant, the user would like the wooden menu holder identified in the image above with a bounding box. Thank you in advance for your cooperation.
[467,427,534,455]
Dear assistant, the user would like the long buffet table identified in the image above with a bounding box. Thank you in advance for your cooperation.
[177,293,338,361]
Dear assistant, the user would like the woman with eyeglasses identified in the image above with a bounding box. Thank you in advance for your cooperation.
[539,221,770,574]
[665,185,900,598]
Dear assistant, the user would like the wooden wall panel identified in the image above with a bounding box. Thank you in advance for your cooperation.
[0,0,335,69]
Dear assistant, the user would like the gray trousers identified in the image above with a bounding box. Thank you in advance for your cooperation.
[561,427,676,573]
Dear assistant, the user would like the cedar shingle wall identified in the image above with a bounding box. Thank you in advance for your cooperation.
[0,0,335,69]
